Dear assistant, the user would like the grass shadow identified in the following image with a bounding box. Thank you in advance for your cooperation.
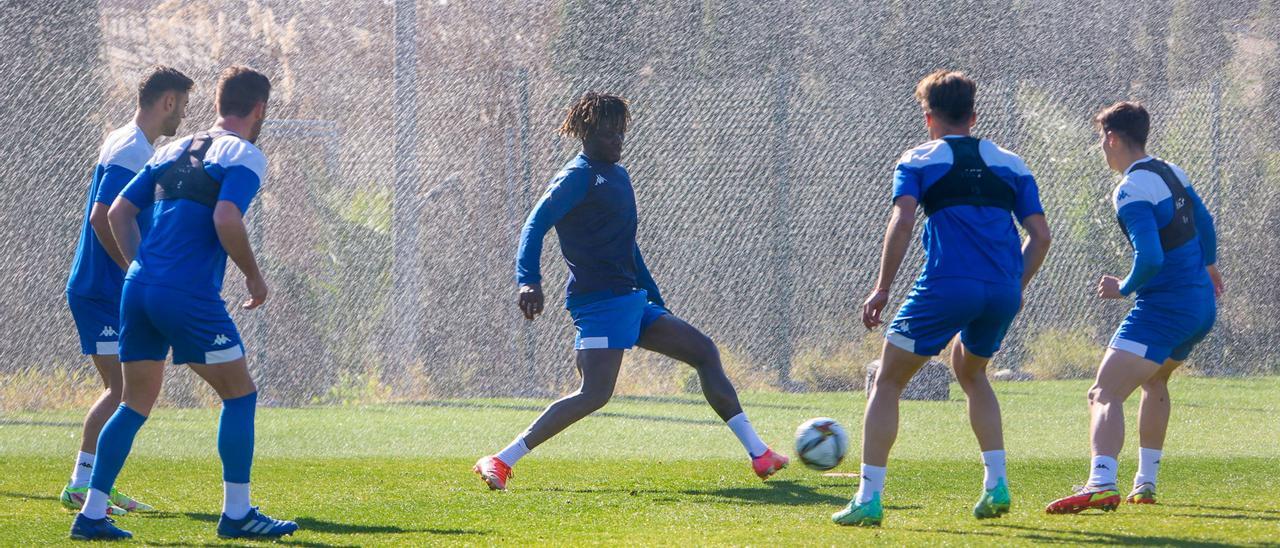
[183,512,485,538]
[0,418,81,427]
[611,395,815,411]
[680,480,851,506]
[989,523,1240,547]
[1162,502,1280,516]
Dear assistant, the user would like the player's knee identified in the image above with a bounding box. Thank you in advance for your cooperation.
[1088,384,1124,406]
[685,334,721,370]
[872,371,908,394]
[577,387,613,412]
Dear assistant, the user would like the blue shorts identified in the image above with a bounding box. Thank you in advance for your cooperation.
[1110,286,1216,364]
[886,278,1022,358]
[568,290,669,350]
[119,281,245,365]
[67,293,120,356]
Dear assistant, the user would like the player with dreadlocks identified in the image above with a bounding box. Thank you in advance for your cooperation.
[474,92,789,490]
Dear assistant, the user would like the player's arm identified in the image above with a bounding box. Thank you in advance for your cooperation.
[514,171,588,320]
[1188,186,1223,296]
[863,196,916,329]
[107,166,158,265]
[213,201,266,309]
[213,162,266,309]
[91,165,139,270]
[1100,202,1163,299]
[1014,172,1051,291]
[633,244,666,310]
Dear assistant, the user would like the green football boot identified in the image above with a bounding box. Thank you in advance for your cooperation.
[832,492,883,527]
[973,478,1012,519]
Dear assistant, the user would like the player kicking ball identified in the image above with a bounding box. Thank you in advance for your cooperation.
[833,71,1052,526]
[1046,102,1220,514]
[61,65,192,517]
[69,66,297,541]
[474,92,788,490]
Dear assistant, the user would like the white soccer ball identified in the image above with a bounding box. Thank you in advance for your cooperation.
[794,417,849,471]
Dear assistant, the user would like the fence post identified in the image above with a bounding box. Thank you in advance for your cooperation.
[388,0,419,389]
[767,52,796,388]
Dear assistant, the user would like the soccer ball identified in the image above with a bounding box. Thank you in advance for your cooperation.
[794,417,849,471]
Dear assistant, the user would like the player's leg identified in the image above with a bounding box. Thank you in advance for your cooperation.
[954,282,1021,518]
[62,355,124,514]
[478,291,644,490]
[1046,347,1160,514]
[1129,357,1179,503]
[475,348,625,489]
[636,311,787,478]
[174,295,296,539]
[862,341,930,468]
[71,358,163,541]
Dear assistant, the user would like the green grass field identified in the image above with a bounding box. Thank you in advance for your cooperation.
[2,377,1278,546]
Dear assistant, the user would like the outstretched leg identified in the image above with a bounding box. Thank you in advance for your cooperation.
[637,314,784,477]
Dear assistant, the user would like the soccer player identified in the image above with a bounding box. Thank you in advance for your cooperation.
[69,66,298,541]
[833,71,1052,526]
[1046,102,1220,514]
[473,92,789,490]
[61,65,192,516]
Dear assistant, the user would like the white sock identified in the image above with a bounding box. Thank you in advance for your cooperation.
[1134,447,1162,487]
[855,463,886,505]
[70,451,95,488]
[223,482,251,520]
[726,413,769,458]
[81,488,111,520]
[495,437,530,467]
[981,449,1007,490]
[1088,455,1119,488]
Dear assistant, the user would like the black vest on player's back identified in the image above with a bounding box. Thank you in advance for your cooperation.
[153,130,233,208]
[1117,158,1196,252]
[919,137,1016,217]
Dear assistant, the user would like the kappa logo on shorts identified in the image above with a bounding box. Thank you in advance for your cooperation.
[213,334,231,346]
[99,326,118,337]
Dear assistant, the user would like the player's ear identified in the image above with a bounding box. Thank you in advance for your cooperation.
[967,111,977,128]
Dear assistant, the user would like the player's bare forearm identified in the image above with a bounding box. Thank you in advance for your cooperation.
[90,203,129,270]
[107,197,142,265]
[874,199,917,292]
[1019,214,1052,290]
[213,201,262,281]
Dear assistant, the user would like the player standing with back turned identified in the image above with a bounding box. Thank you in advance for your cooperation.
[61,65,191,517]
[1046,102,1220,514]
[69,66,298,541]
[833,71,1052,526]
[474,92,789,491]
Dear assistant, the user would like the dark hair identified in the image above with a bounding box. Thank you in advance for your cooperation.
[138,65,193,108]
[915,70,977,125]
[216,65,272,117]
[1094,101,1150,148]
[558,91,630,140]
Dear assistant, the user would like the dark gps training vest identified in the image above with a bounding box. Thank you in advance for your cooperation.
[153,130,233,208]
[1117,159,1196,252]
[919,138,1017,217]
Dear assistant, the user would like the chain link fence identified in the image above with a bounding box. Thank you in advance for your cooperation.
[2,0,1277,407]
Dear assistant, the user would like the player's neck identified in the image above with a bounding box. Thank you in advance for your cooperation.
[1113,148,1149,173]
[213,116,253,140]
[133,110,163,145]
[928,125,971,140]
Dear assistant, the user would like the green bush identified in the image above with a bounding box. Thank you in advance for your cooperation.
[1023,329,1101,380]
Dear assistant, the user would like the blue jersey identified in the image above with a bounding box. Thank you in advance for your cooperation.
[119,131,266,299]
[516,153,663,309]
[1112,156,1216,297]
[67,123,154,301]
[893,136,1044,286]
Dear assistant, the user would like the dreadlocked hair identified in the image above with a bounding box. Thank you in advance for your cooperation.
[558,91,630,140]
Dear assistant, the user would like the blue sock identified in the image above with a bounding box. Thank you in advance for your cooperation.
[218,392,257,483]
[89,404,148,495]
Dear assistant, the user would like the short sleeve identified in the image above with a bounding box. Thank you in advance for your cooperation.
[94,165,138,205]
[1014,173,1044,220]
[892,164,922,202]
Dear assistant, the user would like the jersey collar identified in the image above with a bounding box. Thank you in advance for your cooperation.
[1124,155,1155,175]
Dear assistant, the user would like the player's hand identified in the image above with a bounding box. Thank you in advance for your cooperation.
[1097,275,1123,300]
[1207,264,1225,298]
[861,289,889,330]
[518,283,544,320]
[244,274,268,310]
